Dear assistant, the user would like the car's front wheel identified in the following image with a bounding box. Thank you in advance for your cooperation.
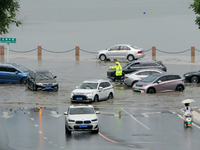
[92,128,99,134]
[147,88,156,94]
[65,126,71,135]
[21,78,27,84]
[94,95,99,102]
[127,55,135,61]
[99,54,107,61]
[191,76,199,83]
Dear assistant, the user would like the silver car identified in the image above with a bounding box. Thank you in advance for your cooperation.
[64,105,100,134]
[96,44,145,61]
[132,74,185,94]
[124,69,165,87]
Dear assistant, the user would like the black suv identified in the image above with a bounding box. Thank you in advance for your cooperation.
[27,70,59,92]
[107,60,167,81]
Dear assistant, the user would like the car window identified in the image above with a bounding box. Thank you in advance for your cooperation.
[0,66,7,71]
[106,82,111,87]
[120,46,130,50]
[79,82,98,89]
[167,75,181,80]
[158,76,168,82]
[136,71,151,75]
[151,71,162,75]
[7,67,17,72]
[69,108,95,115]
[141,75,160,82]
[15,65,29,72]
[109,46,119,51]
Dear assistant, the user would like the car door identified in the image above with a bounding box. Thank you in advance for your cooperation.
[27,71,35,86]
[124,63,141,74]
[118,46,130,59]
[0,66,7,82]
[153,76,169,92]
[98,82,107,100]
[107,46,120,58]
[166,75,180,91]
[5,66,21,83]
[136,71,151,80]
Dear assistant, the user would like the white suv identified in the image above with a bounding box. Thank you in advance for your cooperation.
[70,79,114,103]
[64,105,100,134]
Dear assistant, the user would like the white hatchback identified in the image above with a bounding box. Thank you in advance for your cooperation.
[70,79,114,103]
[96,44,145,61]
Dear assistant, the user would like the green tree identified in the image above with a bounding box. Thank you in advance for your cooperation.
[0,0,22,34]
[189,0,200,29]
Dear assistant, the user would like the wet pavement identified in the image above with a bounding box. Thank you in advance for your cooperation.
[1,54,200,150]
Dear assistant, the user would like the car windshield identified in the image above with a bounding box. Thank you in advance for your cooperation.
[15,65,30,72]
[35,72,54,80]
[79,82,98,89]
[122,62,132,69]
[69,108,95,115]
[141,75,160,82]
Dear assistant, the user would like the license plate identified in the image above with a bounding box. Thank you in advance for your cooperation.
[134,89,140,92]
[76,97,82,100]
[79,125,87,128]
[45,87,51,90]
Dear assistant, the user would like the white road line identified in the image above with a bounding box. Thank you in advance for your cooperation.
[43,137,47,139]
[31,118,34,121]
[48,142,52,144]
[27,112,31,114]
[141,112,161,117]
[39,131,42,134]
[34,124,38,127]
[121,108,150,130]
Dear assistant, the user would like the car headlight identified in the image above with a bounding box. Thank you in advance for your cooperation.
[36,82,43,86]
[92,118,98,122]
[85,92,93,95]
[71,92,75,97]
[142,85,146,87]
[68,119,75,122]
[184,74,189,77]
[53,82,58,85]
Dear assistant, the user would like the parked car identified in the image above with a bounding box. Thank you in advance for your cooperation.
[132,73,185,94]
[124,69,166,87]
[96,44,145,61]
[27,70,59,91]
[0,63,30,84]
[64,104,100,134]
[70,79,114,103]
[183,70,200,83]
[107,60,167,81]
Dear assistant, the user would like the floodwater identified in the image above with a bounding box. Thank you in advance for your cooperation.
[1,55,200,110]
[1,0,200,56]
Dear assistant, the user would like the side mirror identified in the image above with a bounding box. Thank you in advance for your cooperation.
[158,80,161,84]
[15,71,19,74]
[54,76,57,78]
[76,86,78,89]
[63,112,68,115]
[99,87,103,91]
[96,111,100,114]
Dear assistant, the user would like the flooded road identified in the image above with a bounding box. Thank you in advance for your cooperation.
[1,54,200,109]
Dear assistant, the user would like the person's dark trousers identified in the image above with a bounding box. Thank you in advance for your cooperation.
[115,75,122,84]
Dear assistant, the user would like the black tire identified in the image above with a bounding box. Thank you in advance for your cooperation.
[147,88,155,94]
[92,128,99,134]
[127,55,135,61]
[21,78,27,84]
[54,85,59,92]
[99,54,107,61]
[108,93,113,99]
[65,126,71,135]
[184,123,188,128]
[176,85,184,92]
[94,95,99,102]
[191,76,199,83]
[33,84,37,91]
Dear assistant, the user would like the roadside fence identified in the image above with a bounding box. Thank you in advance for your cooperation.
[0,45,199,63]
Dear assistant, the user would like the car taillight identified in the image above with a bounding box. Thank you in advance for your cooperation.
[125,77,128,79]
[137,51,142,53]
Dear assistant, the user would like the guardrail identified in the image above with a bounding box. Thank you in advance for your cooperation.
[0,45,199,63]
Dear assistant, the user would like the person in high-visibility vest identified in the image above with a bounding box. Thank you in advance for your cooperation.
[109,62,123,84]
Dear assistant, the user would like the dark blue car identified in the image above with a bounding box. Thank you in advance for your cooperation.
[0,63,30,84]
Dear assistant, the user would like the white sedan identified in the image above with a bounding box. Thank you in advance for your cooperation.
[124,69,165,87]
[96,44,145,61]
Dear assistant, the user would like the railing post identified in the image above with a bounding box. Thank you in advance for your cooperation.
[0,45,4,62]
[75,46,79,61]
[38,45,42,60]
[191,46,195,63]
[152,46,156,60]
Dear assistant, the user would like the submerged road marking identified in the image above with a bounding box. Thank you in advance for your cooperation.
[98,132,118,143]
[31,118,34,121]
[121,108,150,130]
[34,124,38,127]
[141,112,161,117]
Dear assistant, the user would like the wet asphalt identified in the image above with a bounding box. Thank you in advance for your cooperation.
[1,55,200,150]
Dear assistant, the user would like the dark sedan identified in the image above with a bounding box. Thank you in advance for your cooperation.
[27,70,59,91]
[183,70,200,83]
[107,60,167,81]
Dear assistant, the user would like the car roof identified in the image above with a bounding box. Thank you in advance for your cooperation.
[82,79,110,83]
[69,104,94,109]
[134,68,164,72]
[113,44,132,46]
[150,73,180,77]
[0,63,18,67]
